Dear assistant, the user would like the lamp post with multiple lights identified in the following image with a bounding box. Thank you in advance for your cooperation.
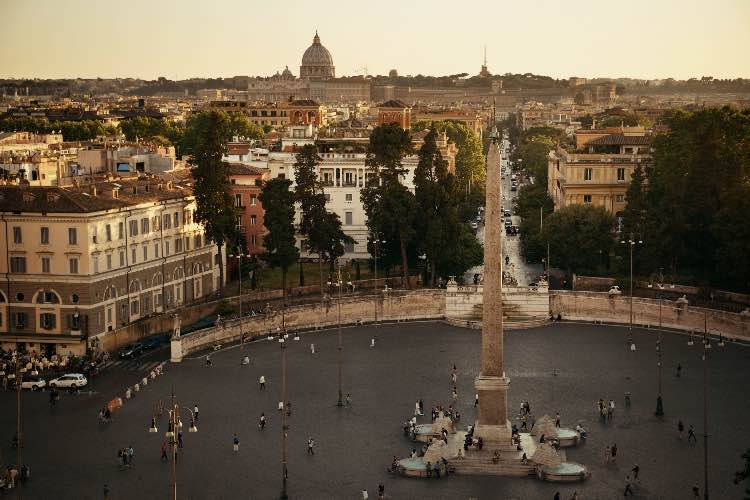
[229,250,252,355]
[620,233,642,350]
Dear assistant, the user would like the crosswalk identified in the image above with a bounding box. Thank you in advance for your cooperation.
[100,360,162,372]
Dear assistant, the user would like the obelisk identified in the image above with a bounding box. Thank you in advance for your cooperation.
[473,125,512,448]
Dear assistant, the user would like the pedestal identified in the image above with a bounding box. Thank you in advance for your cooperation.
[474,375,514,450]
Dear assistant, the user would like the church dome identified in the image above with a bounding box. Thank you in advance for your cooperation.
[300,31,335,80]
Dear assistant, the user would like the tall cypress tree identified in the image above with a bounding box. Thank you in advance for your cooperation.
[259,178,300,296]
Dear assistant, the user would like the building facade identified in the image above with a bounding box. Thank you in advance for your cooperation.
[0,178,223,355]
[227,164,268,255]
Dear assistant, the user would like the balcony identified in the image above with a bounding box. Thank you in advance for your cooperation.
[321,180,334,187]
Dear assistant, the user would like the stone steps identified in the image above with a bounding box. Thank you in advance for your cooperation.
[443,317,549,330]
[451,458,536,476]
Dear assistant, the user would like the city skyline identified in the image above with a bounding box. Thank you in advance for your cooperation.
[2,0,749,81]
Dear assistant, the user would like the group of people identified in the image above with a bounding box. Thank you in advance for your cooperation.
[424,458,449,478]
[463,425,483,451]
[0,465,29,490]
[597,398,616,420]
[98,407,112,423]
[117,446,134,467]
[518,401,536,431]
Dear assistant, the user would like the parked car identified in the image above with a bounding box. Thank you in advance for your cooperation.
[470,222,478,229]
[119,343,143,359]
[21,376,47,391]
[141,336,162,351]
[49,373,88,389]
[504,210,511,218]
[511,185,517,192]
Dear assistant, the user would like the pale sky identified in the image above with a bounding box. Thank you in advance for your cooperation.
[1,0,749,80]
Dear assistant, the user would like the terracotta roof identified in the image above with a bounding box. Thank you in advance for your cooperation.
[586,133,651,146]
[0,178,189,213]
[290,99,319,107]
[410,129,430,142]
[379,99,409,108]
[226,163,268,176]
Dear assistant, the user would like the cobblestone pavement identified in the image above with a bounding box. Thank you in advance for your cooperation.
[1,321,749,499]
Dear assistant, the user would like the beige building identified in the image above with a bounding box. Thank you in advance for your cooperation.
[548,130,651,225]
[0,177,223,355]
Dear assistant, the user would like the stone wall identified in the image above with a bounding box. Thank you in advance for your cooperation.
[445,283,549,320]
[550,291,750,341]
[172,289,446,361]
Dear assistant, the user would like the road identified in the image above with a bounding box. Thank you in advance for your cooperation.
[2,321,749,499]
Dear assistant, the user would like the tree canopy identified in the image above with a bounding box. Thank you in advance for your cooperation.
[259,177,300,293]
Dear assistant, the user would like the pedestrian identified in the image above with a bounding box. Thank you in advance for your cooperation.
[307,437,315,455]
[103,483,110,500]
[361,489,369,499]
[692,483,700,498]
[370,338,375,348]
[474,394,479,407]
[632,463,640,481]
[570,492,578,500]
[233,434,239,452]
[415,400,421,416]
[676,363,682,378]
[624,475,634,496]
[451,371,457,384]
[608,399,615,420]
[605,445,611,463]
[259,413,266,430]
[345,393,352,406]
[206,354,212,367]
[310,343,315,355]
[554,492,560,500]
[625,391,631,408]
[259,375,266,390]
[555,412,561,428]
[529,414,536,431]
[127,445,134,467]
[177,431,183,449]
[426,461,432,477]
[378,482,385,499]
[286,402,292,417]
[193,404,199,422]
[452,386,458,402]
[160,441,168,462]
[419,398,424,415]
[688,425,697,443]
[611,443,618,462]
[520,414,527,431]
[242,356,250,365]
[678,420,685,440]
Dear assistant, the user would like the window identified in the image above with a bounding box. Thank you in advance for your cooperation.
[235,194,243,207]
[345,212,353,225]
[131,248,137,264]
[325,194,331,202]
[616,194,625,203]
[584,168,593,181]
[106,254,112,270]
[69,257,79,274]
[345,193,352,202]
[143,246,148,261]
[12,227,22,244]
[141,218,150,234]
[68,227,77,245]
[152,216,160,231]
[69,313,81,330]
[583,195,592,203]
[14,312,28,329]
[40,313,56,330]
[278,173,285,179]
[154,243,160,258]
[617,168,626,181]
[250,215,257,225]
[119,250,125,267]
[105,224,112,241]
[92,227,98,244]
[93,255,99,273]
[118,222,124,239]
[173,212,179,227]
[194,235,202,248]
[130,300,139,315]
[10,256,26,273]
[344,241,355,253]
[251,234,257,246]
[163,214,171,229]
[165,241,171,256]
[40,227,50,244]
[175,237,183,253]
[155,292,162,307]
[41,256,51,273]
[250,196,257,206]
[129,220,138,237]
[185,236,191,251]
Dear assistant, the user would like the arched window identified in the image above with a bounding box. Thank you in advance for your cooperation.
[129,280,141,294]
[152,273,163,287]
[193,263,202,275]
[0,290,6,303]
[103,285,117,301]
[34,289,61,304]
[174,267,184,281]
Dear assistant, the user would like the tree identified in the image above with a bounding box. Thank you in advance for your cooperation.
[259,178,300,295]
[621,164,647,235]
[362,123,416,287]
[188,110,237,295]
[414,128,482,283]
[541,205,616,276]
[181,111,262,158]
[574,92,585,105]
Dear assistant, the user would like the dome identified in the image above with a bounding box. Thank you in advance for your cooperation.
[302,32,333,66]
[300,31,335,80]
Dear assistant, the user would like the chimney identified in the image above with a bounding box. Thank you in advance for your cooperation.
[158,183,163,191]
[90,185,97,197]
[112,188,119,199]
[132,185,137,195]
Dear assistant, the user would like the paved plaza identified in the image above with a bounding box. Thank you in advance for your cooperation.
[1,321,749,499]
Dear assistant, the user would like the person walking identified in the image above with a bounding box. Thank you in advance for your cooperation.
[127,445,134,467]
[370,338,375,348]
[259,413,266,430]
[608,399,615,420]
[474,394,479,407]
[378,483,384,499]
[688,424,697,443]
[452,386,458,403]
[678,420,685,440]
[259,375,266,390]
[233,434,240,452]
[418,398,424,416]
[307,437,315,455]
[676,363,682,378]
[611,443,618,463]
[310,343,315,355]
[632,464,640,481]
[692,483,700,498]
[555,412,561,428]
[361,489,369,499]
[553,492,561,500]
[103,483,111,500]
[205,354,212,367]
[415,400,421,417]
[160,441,168,462]
[624,475,634,496]
[605,445,611,463]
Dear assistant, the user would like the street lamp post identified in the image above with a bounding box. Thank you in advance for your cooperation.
[620,233,642,349]
[655,292,664,416]
[333,261,344,406]
[15,355,22,500]
[229,251,252,354]
[149,389,197,500]
[279,336,288,499]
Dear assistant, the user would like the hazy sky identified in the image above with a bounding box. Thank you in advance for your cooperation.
[2,0,749,80]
